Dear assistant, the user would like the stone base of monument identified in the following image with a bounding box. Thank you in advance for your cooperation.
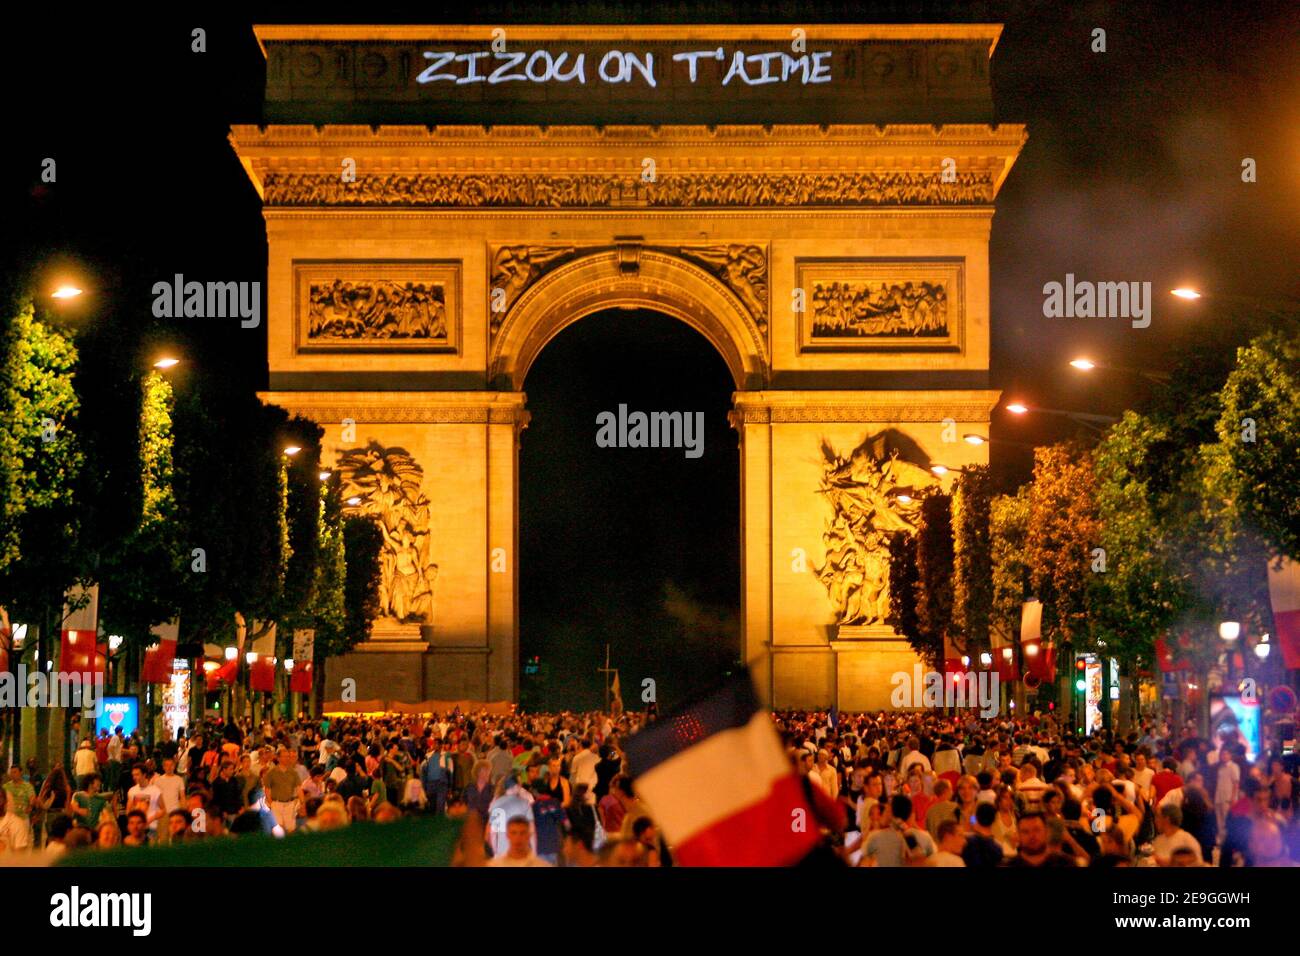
[830,625,926,712]
[355,621,430,653]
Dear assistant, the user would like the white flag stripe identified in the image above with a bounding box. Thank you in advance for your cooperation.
[633,710,792,846]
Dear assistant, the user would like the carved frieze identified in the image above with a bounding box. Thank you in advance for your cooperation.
[488,242,769,337]
[262,171,996,208]
[336,442,438,626]
[295,261,461,353]
[815,430,937,627]
[796,258,965,352]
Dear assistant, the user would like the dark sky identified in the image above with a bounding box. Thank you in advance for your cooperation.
[3,2,1295,705]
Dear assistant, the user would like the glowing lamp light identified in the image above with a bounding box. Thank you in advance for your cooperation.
[1069,358,1096,371]
[961,655,971,668]
[224,647,237,661]
[963,434,987,446]
[1005,403,1029,415]
[52,286,83,299]
[1024,643,1039,657]
[108,634,124,653]
[319,471,331,481]
[930,465,949,476]
[284,658,295,672]
[11,624,27,648]
[1254,643,1270,660]
[67,630,79,645]
[896,494,913,504]
[202,660,219,673]
[1219,621,1240,641]
[1002,648,1013,660]
[980,652,993,667]
[347,496,362,506]
[1171,288,1202,300]
[154,357,180,369]
[283,445,302,457]
[246,652,258,665]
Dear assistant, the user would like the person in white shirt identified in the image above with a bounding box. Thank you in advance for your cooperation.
[487,817,552,867]
[1152,804,1203,866]
[73,740,98,781]
[926,820,967,866]
[569,738,600,803]
[125,764,164,836]
[899,737,932,776]
[153,757,186,818]
[1213,749,1240,835]
[0,788,31,853]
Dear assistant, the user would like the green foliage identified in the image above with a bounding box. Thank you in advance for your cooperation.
[952,465,993,654]
[1025,442,1099,648]
[0,300,84,620]
[886,530,924,659]
[1213,330,1300,560]
[914,493,953,666]
[340,515,383,656]
[990,486,1031,644]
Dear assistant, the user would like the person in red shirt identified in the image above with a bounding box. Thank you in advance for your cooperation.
[1151,758,1184,802]
[95,730,110,768]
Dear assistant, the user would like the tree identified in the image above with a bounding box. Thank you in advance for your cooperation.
[990,486,1031,643]
[0,298,84,766]
[1213,330,1300,560]
[887,531,923,661]
[952,465,994,657]
[913,493,954,668]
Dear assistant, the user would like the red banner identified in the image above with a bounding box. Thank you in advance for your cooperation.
[59,629,106,675]
[1023,638,1055,682]
[205,657,239,690]
[994,647,1021,682]
[249,655,277,692]
[289,660,313,694]
[141,639,176,684]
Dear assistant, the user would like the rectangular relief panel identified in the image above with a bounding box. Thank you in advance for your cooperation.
[294,260,462,353]
[795,257,964,353]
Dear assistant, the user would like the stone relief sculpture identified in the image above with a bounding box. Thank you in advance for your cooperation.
[487,242,770,338]
[816,431,937,626]
[308,279,448,340]
[677,244,769,332]
[263,171,996,208]
[489,245,579,333]
[810,280,948,338]
[336,442,437,625]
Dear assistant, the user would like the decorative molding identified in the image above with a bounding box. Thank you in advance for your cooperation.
[796,257,964,353]
[294,260,461,354]
[489,242,769,339]
[261,171,996,208]
[729,404,995,424]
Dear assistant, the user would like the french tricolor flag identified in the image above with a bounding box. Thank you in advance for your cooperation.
[624,672,821,867]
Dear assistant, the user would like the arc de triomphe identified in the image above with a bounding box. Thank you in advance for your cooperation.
[236,24,1024,709]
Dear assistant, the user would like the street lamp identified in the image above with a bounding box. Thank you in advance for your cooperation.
[318,471,331,481]
[153,357,180,369]
[346,496,362,506]
[1068,357,1170,384]
[963,434,987,445]
[1171,288,1203,300]
[283,445,302,457]
[224,647,237,661]
[1002,403,1117,432]
[1219,621,1240,642]
[51,285,83,299]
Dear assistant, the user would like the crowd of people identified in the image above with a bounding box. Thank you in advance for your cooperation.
[780,710,1299,867]
[0,705,1297,867]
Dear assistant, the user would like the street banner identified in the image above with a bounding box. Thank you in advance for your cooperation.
[142,620,179,684]
[60,583,105,675]
[1267,557,1300,670]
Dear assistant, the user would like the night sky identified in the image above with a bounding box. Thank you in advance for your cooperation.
[2,2,1295,707]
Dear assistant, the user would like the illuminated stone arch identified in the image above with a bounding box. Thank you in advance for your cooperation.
[488,248,769,391]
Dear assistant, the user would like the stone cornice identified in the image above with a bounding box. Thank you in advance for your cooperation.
[259,390,530,425]
[730,388,1001,423]
[231,123,1026,149]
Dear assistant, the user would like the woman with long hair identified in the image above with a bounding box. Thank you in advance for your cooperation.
[36,764,72,847]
